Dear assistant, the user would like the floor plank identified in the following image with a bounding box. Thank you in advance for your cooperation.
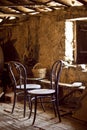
[0,102,87,130]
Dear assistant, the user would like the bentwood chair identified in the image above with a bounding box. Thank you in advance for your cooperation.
[7,61,41,117]
[28,60,63,125]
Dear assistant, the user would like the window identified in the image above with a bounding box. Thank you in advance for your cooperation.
[76,20,87,64]
[65,20,87,65]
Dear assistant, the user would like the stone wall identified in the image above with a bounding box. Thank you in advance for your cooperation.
[0,15,65,76]
[60,65,87,85]
[0,13,87,85]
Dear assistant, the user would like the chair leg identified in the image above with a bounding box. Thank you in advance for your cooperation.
[24,94,27,117]
[27,96,31,110]
[55,99,61,122]
[32,96,37,125]
[28,100,33,119]
[52,101,57,117]
[39,98,45,112]
[12,93,16,114]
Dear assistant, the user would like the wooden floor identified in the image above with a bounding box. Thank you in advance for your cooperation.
[0,102,87,130]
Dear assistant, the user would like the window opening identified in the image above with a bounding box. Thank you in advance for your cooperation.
[65,21,74,64]
[65,20,86,70]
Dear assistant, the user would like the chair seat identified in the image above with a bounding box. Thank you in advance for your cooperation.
[28,89,55,95]
[16,84,41,90]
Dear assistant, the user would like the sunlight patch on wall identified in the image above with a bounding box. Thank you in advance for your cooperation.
[65,21,73,64]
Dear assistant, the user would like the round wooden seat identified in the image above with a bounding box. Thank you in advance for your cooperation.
[16,84,41,90]
[28,89,55,95]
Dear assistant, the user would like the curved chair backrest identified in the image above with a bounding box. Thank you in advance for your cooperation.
[51,60,63,97]
[7,61,27,91]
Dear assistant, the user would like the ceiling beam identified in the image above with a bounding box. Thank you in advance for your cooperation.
[0,13,23,18]
[77,0,87,5]
[54,0,75,6]
[38,5,87,21]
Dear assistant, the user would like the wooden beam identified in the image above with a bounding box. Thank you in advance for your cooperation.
[54,0,76,6]
[0,0,31,6]
[37,5,87,21]
[0,13,23,17]
[77,0,87,5]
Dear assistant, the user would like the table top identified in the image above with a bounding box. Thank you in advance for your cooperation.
[27,77,84,88]
[27,77,44,81]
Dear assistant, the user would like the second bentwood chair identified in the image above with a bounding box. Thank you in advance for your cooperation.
[28,60,63,125]
[7,61,41,117]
